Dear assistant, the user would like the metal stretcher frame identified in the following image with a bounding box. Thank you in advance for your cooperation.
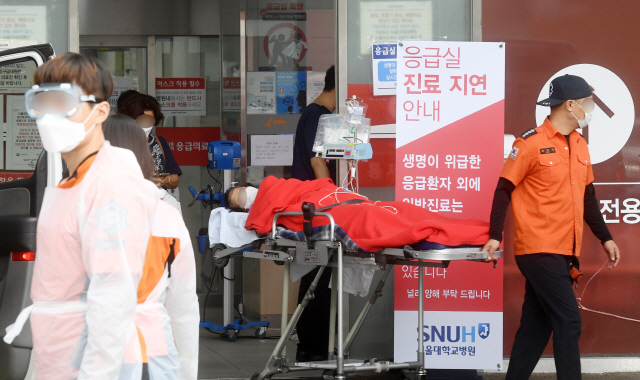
[213,211,503,380]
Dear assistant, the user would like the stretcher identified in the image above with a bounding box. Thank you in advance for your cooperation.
[209,205,502,380]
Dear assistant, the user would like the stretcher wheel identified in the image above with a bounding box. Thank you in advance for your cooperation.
[210,244,229,268]
[228,329,239,342]
[214,256,229,268]
[255,327,267,339]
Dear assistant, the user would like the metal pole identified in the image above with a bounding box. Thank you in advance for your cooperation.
[417,261,426,376]
[336,243,345,378]
[281,261,290,357]
[222,169,235,327]
[328,266,338,357]
[240,9,247,183]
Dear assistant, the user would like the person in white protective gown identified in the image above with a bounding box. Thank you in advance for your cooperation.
[103,114,200,379]
[3,53,158,380]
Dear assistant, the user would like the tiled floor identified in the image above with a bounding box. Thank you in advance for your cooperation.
[197,329,634,380]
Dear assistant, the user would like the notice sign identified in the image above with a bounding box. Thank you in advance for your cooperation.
[6,95,42,170]
[156,77,206,116]
[155,126,221,166]
[0,6,47,43]
[359,1,432,54]
[372,43,397,96]
[250,134,293,166]
[0,60,37,94]
[223,77,241,111]
[395,42,505,370]
[247,72,276,114]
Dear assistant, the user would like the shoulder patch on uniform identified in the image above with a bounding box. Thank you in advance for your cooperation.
[509,147,519,160]
[521,128,538,140]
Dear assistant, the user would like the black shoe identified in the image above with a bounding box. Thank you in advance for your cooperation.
[309,351,329,362]
[295,347,311,362]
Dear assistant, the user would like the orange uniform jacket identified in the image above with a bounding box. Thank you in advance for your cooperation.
[500,117,594,256]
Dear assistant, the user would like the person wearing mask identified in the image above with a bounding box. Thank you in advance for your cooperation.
[103,115,199,380]
[118,93,182,209]
[3,53,157,379]
[290,65,336,362]
[483,74,621,380]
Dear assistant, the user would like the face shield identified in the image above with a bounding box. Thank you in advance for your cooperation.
[25,83,97,119]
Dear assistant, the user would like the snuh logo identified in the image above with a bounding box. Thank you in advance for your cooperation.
[478,323,490,339]
[420,323,490,343]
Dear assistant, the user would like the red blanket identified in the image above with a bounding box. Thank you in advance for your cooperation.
[245,176,489,252]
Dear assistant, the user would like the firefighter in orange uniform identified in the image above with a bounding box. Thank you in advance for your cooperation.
[483,74,620,380]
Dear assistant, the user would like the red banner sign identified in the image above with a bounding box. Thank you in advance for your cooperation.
[154,127,221,166]
[0,172,32,183]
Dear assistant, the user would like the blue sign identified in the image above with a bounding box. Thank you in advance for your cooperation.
[373,43,397,59]
[377,61,397,82]
[276,71,306,114]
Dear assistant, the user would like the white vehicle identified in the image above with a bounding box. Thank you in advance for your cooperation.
[0,43,55,380]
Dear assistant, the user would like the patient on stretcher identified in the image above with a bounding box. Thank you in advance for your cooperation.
[223,176,490,252]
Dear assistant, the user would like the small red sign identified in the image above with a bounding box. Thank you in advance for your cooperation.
[155,77,206,90]
[155,127,221,166]
[0,172,32,183]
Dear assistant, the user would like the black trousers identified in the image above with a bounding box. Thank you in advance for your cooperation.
[506,253,582,380]
[295,266,333,354]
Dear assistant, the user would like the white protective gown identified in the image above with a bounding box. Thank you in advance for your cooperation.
[22,142,157,379]
[136,199,199,380]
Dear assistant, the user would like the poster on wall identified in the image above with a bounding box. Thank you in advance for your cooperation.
[223,77,241,112]
[394,41,506,370]
[276,71,306,114]
[109,77,135,114]
[359,1,432,55]
[0,6,47,43]
[247,71,276,114]
[258,1,308,70]
[372,43,397,96]
[306,71,325,105]
[6,94,42,170]
[155,77,206,116]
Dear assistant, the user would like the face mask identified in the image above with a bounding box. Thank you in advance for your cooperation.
[571,100,593,129]
[142,127,153,137]
[36,107,98,153]
[237,186,259,210]
[244,187,259,210]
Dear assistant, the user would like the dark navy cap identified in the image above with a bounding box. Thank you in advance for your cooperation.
[536,74,592,107]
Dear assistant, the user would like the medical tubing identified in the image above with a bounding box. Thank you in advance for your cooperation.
[206,167,224,193]
[577,260,640,323]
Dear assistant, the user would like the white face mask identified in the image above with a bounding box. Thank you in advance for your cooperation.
[244,187,259,210]
[142,127,153,137]
[36,107,98,153]
[571,101,592,129]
